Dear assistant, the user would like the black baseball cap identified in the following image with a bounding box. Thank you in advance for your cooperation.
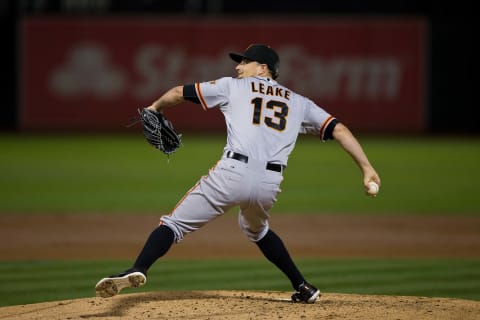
[229,44,280,78]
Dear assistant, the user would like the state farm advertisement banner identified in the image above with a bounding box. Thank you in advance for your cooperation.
[21,18,426,132]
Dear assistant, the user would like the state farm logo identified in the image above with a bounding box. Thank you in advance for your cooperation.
[50,43,126,98]
[49,43,403,101]
[280,46,401,100]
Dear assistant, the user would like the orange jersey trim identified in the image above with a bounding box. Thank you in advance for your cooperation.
[167,160,220,216]
[195,83,208,111]
[170,181,201,215]
[319,116,334,140]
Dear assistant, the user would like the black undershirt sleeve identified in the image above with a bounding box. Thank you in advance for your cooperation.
[324,119,338,140]
[183,84,201,104]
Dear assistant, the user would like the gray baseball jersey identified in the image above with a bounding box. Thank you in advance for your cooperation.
[161,76,337,242]
[195,76,336,166]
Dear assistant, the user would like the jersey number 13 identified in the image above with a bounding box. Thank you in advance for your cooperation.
[251,97,289,131]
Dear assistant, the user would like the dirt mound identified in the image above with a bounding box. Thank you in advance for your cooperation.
[1,214,479,319]
[1,291,479,320]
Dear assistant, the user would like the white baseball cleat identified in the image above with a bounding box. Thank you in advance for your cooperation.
[95,268,146,298]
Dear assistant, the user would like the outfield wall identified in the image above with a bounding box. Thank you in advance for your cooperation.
[20,17,426,133]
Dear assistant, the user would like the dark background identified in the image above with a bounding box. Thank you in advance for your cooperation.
[0,0,475,133]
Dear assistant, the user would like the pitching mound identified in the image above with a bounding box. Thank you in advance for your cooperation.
[1,291,479,320]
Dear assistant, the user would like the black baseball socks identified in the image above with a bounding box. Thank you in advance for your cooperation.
[132,224,175,275]
[256,229,305,290]
[132,225,306,291]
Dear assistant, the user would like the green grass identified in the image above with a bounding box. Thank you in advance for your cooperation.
[0,134,479,214]
[2,135,478,308]
[282,135,480,214]
[0,259,479,306]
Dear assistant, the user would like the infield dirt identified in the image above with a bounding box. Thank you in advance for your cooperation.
[1,214,479,319]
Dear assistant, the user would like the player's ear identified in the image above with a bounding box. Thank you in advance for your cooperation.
[258,63,269,76]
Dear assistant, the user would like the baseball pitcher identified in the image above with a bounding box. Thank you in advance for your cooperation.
[95,44,381,303]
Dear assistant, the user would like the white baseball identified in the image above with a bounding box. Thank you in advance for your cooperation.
[367,181,379,196]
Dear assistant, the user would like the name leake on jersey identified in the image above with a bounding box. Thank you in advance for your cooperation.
[251,81,291,100]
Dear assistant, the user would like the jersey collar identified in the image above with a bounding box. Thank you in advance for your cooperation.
[253,76,278,85]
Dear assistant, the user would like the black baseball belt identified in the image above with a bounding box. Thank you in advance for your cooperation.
[226,151,284,173]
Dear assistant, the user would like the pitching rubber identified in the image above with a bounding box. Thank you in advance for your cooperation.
[95,272,146,298]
